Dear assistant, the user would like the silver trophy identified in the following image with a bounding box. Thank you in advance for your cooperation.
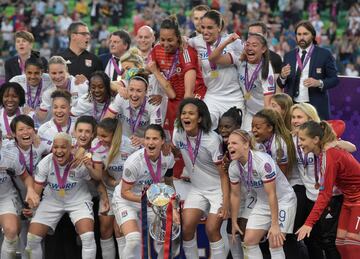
[146,183,180,243]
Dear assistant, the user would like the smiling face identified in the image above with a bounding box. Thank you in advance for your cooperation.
[227,133,249,161]
[180,103,201,136]
[291,108,310,132]
[296,26,314,49]
[245,35,266,64]
[136,27,155,53]
[15,37,33,57]
[90,76,107,103]
[251,116,273,143]
[128,79,147,108]
[52,97,70,126]
[96,127,113,147]
[218,116,239,145]
[144,128,164,160]
[201,17,221,44]
[3,88,20,116]
[74,122,95,149]
[25,65,42,87]
[52,138,72,166]
[15,121,35,149]
[159,28,180,54]
[49,63,68,88]
[298,129,319,155]
[121,61,137,78]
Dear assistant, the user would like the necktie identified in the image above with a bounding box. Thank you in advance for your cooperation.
[112,57,120,81]
[293,50,307,97]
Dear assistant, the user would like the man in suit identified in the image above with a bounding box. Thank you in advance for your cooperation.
[99,30,131,81]
[277,20,339,119]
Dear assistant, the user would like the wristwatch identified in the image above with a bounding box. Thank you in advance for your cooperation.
[319,80,324,90]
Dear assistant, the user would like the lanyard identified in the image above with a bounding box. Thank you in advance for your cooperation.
[144,150,162,183]
[244,60,263,93]
[186,130,202,170]
[237,150,253,192]
[18,145,34,176]
[27,80,42,109]
[206,37,221,70]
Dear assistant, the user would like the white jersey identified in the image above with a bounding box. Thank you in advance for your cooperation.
[10,73,53,108]
[257,133,288,168]
[235,60,275,115]
[34,153,91,202]
[71,93,111,121]
[229,150,294,204]
[172,128,223,191]
[0,145,26,200]
[37,118,75,145]
[113,148,174,202]
[108,94,162,138]
[188,34,244,96]
[39,75,89,112]
[3,140,51,176]
[0,108,36,140]
[147,75,168,121]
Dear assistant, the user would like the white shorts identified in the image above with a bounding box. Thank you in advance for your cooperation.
[31,198,94,231]
[112,201,154,226]
[241,111,254,132]
[246,195,297,234]
[203,94,244,130]
[239,190,257,219]
[0,193,21,216]
[183,187,222,215]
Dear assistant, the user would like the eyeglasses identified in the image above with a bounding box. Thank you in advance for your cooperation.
[74,32,90,36]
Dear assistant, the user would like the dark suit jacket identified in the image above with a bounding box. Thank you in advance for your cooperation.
[278,45,339,119]
[4,53,48,82]
[98,53,112,70]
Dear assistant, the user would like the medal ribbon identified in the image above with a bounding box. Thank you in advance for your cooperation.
[129,98,146,134]
[163,195,176,259]
[53,156,72,190]
[27,80,42,109]
[206,37,222,71]
[245,59,263,93]
[18,57,25,74]
[186,130,202,169]
[165,50,179,80]
[140,188,149,259]
[314,151,324,189]
[237,150,253,192]
[111,57,122,77]
[3,108,21,135]
[296,45,314,72]
[263,134,274,156]
[18,146,34,176]
[89,141,109,154]
[54,118,72,133]
[144,150,162,183]
[296,136,308,168]
[93,100,110,121]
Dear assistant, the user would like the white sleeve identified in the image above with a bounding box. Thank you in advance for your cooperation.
[208,133,223,164]
[228,162,240,184]
[39,89,53,112]
[262,64,275,96]
[149,103,162,125]
[108,94,125,115]
[71,94,90,117]
[122,156,138,184]
[34,157,49,183]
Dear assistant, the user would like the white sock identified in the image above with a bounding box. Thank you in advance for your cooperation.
[183,237,199,259]
[244,244,263,259]
[1,236,18,259]
[80,232,96,259]
[209,239,226,259]
[100,237,116,259]
[25,233,43,259]
[269,247,285,259]
[122,232,141,259]
[228,234,244,259]
[116,237,126,258]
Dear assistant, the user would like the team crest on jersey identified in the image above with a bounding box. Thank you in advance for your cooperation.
[85,59,92,67]
[124,168,132,178]
[161,163,167,170]
[264,163,272,173]
[268,75,274,86]
[69,170,75,178]
[253,170,259,177]
[120,152,129,160]
[176,67,181,74]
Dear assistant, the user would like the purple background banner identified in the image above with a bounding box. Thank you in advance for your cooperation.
[329,76,360,160]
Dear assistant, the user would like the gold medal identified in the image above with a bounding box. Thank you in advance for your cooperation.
[314,183,320,190]
[244,92,251,100]
[58,188,65,197]
[210,70,219,78]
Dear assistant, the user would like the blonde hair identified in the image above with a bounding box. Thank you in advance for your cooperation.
[120,48,144,68]
[290,103,320,123]
[54,132,72,146]
[230,129,255,150]
[48,56,69,71]
[271,93,293,130]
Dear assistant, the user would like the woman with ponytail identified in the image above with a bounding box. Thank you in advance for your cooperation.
[296,120,360,259]
[209,32,275,131]
[90,118,137,259]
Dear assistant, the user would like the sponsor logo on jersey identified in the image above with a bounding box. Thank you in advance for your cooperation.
[264,163,272,173]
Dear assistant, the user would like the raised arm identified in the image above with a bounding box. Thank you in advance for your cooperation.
[208,33,240,65]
